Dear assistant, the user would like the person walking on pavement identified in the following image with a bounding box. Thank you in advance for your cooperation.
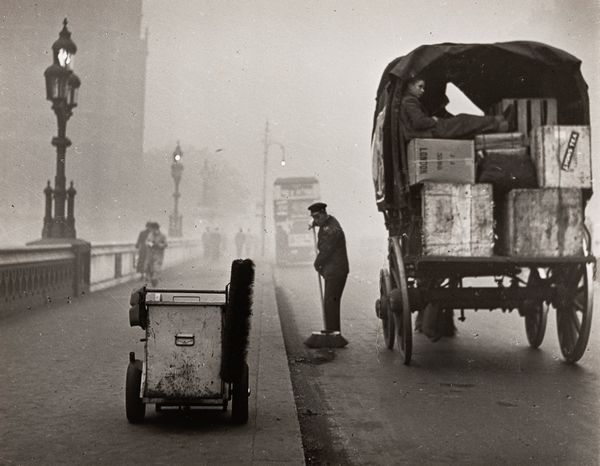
[135,221,152,280]
[144,222,168,287]
[308,202,349,333]
[235,228,246,257]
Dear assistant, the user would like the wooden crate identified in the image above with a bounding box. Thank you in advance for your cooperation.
[474,132,526,152]
[531,125,592,188]
[420,182,494,256]
[501,188,583,257]
[490,98,557,142]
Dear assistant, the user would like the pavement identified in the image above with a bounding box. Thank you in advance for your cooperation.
[0,258,305,465]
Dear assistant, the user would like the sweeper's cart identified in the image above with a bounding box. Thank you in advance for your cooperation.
[125,260,254,424]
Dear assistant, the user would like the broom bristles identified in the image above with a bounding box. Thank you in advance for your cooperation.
[220,259,254,383]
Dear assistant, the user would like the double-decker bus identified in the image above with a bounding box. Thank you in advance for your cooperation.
[273,177,320,265]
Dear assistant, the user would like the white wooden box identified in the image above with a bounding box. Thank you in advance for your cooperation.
[421,182,494,256]
[144,297,224,399]
[531,125,592,188]
[501,188,583,257]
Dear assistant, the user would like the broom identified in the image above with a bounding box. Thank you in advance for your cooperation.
[220,259,255,383]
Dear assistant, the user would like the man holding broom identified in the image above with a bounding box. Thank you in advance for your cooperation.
[308,202,349,338]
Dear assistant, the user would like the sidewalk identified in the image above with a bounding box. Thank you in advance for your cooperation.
[0,258,304,465]
[244,261,306,464]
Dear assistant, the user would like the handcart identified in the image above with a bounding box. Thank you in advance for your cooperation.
[125,259,254,423]
[371,42,595,365]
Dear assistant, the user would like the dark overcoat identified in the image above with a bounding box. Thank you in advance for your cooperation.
[315,215,349,278]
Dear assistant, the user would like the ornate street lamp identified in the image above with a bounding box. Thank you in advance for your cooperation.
[41,18,81,239]
[169,141,184,237]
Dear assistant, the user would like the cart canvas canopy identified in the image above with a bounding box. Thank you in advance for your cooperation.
[372,41,590,209]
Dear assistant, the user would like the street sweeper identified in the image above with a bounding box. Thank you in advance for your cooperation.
[304,202,349,348]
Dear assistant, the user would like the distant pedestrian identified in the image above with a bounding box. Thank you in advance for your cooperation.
[235,228,246,257]
[144,222,167,287]
[135,221,152,280]
[308,202,349,333]
[213,228,222,260]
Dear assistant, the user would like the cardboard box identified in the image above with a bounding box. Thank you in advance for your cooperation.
[407,139,475,185]
[531,125,592,188]
[501,188,583,257]
[490,98,557,142]
[420,182,494,256]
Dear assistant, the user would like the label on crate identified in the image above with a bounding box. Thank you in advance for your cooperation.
[561,131,579,171]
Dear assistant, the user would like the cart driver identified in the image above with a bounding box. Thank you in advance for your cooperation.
[400,76,516,140]
[309,202,349,334]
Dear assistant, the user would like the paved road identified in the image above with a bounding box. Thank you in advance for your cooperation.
[1,260,303,465]
[275,255,600,465]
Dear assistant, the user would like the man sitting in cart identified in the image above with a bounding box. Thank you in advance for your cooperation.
[400,76,516,140]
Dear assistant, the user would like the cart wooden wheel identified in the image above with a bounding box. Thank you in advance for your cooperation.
[555,260,594,363]
[126,359,145,423]
[232,362,249,424]
[390,237,412,365]
[523,268,548,349]
[378,268,395,349]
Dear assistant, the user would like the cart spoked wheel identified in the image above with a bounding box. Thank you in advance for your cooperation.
[378,268,395,349]
[523,268,548,349]
[126,359,145,423]
[390,237,412,365]
[231,362,249,424]
[555,260,594,363]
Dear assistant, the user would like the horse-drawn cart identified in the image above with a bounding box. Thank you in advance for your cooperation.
[371,42,595,365]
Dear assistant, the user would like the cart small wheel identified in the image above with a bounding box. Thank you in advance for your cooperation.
[126,360,145,423]
[379,268,395,349]
[155,404,162,413]
[556,261,594,363]
[390,237,412,365]
[523,268,548,349]
[232,362,249,424]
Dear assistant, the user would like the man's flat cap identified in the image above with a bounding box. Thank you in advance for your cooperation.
[308,202,327,214]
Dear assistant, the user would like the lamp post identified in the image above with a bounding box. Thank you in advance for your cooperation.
[169,141,184,237]
[261,120,286,257]
[41,18,81,240]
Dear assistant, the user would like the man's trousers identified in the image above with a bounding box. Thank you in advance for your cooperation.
[323,274,348,332]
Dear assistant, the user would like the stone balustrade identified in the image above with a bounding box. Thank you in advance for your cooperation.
[1,238,202,314]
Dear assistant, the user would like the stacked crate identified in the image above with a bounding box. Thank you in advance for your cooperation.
[406,98,591,258]
[406,139,494,256]
[484,98,590,256]
[499,124,591,256]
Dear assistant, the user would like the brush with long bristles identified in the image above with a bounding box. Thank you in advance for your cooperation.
[220,259,255,383]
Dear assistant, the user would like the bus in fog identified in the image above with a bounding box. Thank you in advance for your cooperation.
[273,177,320,265]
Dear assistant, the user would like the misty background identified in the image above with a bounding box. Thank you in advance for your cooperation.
[1,0,599,260]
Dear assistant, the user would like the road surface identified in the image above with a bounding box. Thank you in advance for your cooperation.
[275,254,600,465]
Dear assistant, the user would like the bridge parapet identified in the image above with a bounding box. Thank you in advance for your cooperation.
[1,238,202,314]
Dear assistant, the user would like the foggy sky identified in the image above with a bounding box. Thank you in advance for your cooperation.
[141,0,600,243]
